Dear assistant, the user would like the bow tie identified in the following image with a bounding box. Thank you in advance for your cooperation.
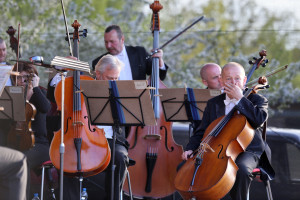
[224,99,238,106]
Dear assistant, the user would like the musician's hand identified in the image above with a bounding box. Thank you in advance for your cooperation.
[182,150,193,160]
[31,74,40,88]
[223,82,243,100]
[151,49,165,68]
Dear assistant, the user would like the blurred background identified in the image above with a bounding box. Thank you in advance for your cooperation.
[1,1,300,199]
[1,0,300,129]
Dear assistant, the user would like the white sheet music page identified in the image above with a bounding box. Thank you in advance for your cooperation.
[0,65,14,96]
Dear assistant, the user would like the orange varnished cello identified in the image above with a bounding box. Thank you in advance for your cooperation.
[174,51,269,200]
[49,20,110,177]
[124,1,183,199]
[6,25,36,151]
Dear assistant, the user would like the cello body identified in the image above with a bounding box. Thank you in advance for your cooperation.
[174,114,254,200]
[49,75,111,177]
[7,101,36,151]
[124,80,183,198]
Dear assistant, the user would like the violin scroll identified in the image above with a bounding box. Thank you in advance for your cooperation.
[248,49,268,68]
[6,26,21,58]
[250,76,270,94]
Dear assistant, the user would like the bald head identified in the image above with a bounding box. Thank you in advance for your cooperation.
[200,63,222,89]
[0,38,7,63]
[221,62,247,90]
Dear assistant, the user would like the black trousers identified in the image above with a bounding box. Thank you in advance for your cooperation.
[221,151,259,200]
[63,139,129,200]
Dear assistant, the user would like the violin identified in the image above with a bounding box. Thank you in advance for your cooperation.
[174,51,269,199]
[6,25,36,151]
[49,20,111,177]
[124,1,183,198]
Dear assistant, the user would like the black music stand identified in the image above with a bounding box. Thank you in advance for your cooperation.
[0,86,25,121]
[159,88,221,136]
[80,80,156,200]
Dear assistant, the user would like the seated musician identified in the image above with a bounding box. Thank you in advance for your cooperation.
[11,63,51,197]
[63,55,129,200]
[182,62,271,200]
[0,146,28,200]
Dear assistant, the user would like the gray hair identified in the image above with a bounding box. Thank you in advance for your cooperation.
[95,54,124,74]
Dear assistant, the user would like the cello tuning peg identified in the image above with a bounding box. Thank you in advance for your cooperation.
[249,60,254,65]
[79,29,88,38]
[265,59,269,63]
[261,63,267,67]
[252,57,257,60]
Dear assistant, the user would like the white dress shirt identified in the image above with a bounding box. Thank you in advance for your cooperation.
[224,94,240,115]
[115,45,133,80]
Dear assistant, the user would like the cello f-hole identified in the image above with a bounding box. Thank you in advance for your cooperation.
[217,144,224,159]
[129,126,140,149]
[161,126,174,152]
[64,117,71,134]
[84,116,96,132]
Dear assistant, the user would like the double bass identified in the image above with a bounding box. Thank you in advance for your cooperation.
[49,20,110,177]
[174,51,269,200]
[6,25,36,151]
[124,1,183,199]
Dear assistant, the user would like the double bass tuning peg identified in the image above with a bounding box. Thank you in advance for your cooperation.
[64,29,88,41]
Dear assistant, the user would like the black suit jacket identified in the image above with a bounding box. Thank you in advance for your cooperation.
[92,45,168,81]
[186,92,269,159]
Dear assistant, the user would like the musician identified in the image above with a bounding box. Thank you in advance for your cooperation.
[12,63,51,197]
[0,146,28,200]
[182,62,270,200]
[200,63,222,90]
[191,63,223,131]
[92,25,168,81]
[63,55,128,200]
[0,37,13,86]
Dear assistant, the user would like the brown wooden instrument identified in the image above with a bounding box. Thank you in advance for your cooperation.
[174,51,269,200]
[6,25,36,151]
[123,1,183,198]
[49,20,110,177]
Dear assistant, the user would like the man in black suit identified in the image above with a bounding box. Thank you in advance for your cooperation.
[92,25,168,81]
[182,62,270,200]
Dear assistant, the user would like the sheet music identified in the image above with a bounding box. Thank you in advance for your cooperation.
[0,65,14,96]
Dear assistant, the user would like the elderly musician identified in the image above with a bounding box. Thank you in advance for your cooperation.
[182,62,271,200]
[63,55,129,200]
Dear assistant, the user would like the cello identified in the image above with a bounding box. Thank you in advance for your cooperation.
[174,51,269,200]
[6,25,36,151]
[49,20,111,177]
[124,1,183,198]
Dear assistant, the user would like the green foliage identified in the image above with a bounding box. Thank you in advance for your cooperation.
[1,0,299,109]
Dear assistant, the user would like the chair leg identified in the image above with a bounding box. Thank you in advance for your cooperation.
[41,166,45,200]
[264,180,273,200]
[126,169,133,200]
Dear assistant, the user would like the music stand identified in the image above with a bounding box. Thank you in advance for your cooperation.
[0,86,25,121]
[80,80,155,200]
[159,88,221,136]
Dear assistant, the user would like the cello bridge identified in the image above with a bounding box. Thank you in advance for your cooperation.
[200,143,215,153]
[72,121,84,126]
[144,134,161,140]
